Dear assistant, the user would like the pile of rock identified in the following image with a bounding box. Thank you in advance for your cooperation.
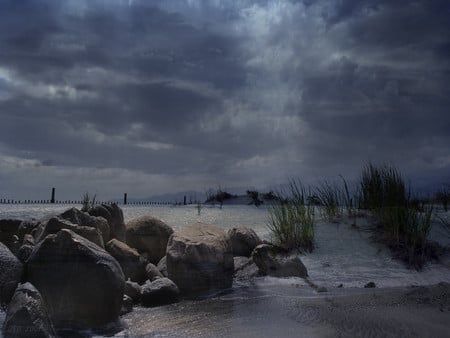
[0,206,309,336]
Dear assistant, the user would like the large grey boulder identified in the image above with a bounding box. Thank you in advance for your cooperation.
[227,226,262,257]
[126,216,174,264]
[2,282,56,338]
[88,204,125,242]
[26,229,125,330]
[166,222,234,295]
[140,278,180,307]
[106,239,148,284]
[60,208,110,244]
[252,244,308,278]
[35,217,104,248]
[0,242,23,305]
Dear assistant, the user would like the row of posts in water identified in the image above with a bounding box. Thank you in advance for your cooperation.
[0,190,193,206]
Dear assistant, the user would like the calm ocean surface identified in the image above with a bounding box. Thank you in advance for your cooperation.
[1,204,449,337]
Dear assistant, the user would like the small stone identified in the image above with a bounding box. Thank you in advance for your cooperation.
[364,282,376,288]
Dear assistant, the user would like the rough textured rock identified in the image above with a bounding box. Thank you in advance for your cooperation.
[157,256,168,277]
[0,242,23,305]
[17,244,34,264]
[106,239,148,284]
[126,216,174,264]
[124,281,141,303]
[0,219,22,251]
[140,278,180,307]
[145,263,164,281]
[120,295,134,315]
[60,208,110,244]
[233,256,260,281]
[17,220,40,242]
[2,282,56,338]
[227,226,262,257]
[166,222,234,295]
[26,229,125,330]
[36,217,104,248]
[252,244,308,278]
[89,204,125,242]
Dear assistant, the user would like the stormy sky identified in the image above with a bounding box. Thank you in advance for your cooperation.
[0,0,449,200]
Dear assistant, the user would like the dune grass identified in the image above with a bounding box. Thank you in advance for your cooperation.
[359,163,436,269]
[314,180,342,221]
[81,192,97,212]
[267,180,315,252]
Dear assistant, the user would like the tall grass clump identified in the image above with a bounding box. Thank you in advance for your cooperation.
[314,180,343,221]
[81,192,97,212]
[359,163,408,210]
[267,180,315,252]
[340,175,356,218]
[359,163,435,269]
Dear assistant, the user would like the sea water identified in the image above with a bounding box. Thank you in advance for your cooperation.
[1,204,449,337]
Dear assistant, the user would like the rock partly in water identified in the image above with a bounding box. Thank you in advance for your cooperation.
[145,263,164,281]
[252,244,308,278]
[35,217,104,248]
[106,239,148,284]
[140,278,180,307]
[2,282,56,338]
[0,242,23,305]
[26,229,125,331]
[126,216,174,264]
[227,226,262,257]
[166,222,234,295]
[89,204,126,242]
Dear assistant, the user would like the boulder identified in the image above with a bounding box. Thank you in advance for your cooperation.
[140,278,180,307]
[106,239,148,284]
[89,204,125,242]
[0,242,23,305]
[126,216,174,264]
[60,208,110,244]
[0,219,22,251]
[252,244,308,278]
[233,256,260,281]
[17,220,40,242]
[17,244,34,264]
[166,222,234,295]
[227,226,262,257]
[157,256,168,277]
[145,263,164,281]
[124,281,141,303]
[26,229,125,330]
[120,295,134,315]
[36,217,104,248]
[2,282,56,338]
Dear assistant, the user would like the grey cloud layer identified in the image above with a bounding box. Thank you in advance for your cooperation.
[0,0,449,198]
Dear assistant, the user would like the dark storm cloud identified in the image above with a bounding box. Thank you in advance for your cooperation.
[0,0,449,198]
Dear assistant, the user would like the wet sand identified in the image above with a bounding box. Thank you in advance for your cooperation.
[117,282,450,337]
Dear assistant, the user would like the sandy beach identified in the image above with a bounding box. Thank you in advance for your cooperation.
[117,282,450,337]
